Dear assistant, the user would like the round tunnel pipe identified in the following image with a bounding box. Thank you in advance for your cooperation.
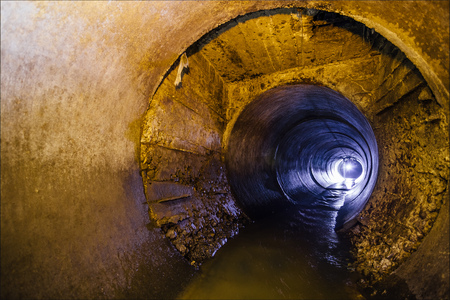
[226,85,378,229]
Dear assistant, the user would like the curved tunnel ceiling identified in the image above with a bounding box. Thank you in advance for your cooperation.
[188,8,376,83]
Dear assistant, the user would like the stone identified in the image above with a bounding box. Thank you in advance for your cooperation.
[166,229,177,239]
[418,87,434,101]
[146,181,194,203]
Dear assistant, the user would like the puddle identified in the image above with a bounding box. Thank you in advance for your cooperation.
[178,198,364,299]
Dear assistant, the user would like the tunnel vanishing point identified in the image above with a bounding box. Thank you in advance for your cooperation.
[1,1,449,299]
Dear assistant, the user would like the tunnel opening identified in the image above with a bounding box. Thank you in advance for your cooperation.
[338,157,363,180]
[139,6,449,299]
[188,84,381,299]
[226,84,379,231]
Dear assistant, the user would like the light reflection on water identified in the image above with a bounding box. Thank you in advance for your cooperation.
[178,186,364,300]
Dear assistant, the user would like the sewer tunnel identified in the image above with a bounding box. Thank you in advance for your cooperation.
[139,7,449,299]
[1,2,449,300]
[226,84,378,231]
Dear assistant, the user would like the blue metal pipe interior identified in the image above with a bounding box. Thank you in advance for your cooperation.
[226,85,378,230]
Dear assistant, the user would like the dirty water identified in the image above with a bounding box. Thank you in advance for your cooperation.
[177,193,364,300]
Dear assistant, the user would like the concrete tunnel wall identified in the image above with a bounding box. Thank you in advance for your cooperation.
[1,1,448,299]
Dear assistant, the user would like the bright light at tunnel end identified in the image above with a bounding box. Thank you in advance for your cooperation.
[330,157,365,189]
[339,157,363,178]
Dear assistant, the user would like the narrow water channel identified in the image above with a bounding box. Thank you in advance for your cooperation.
[178,189,364,299]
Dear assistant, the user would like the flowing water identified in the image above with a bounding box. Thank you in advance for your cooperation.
[178,188,365,299]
